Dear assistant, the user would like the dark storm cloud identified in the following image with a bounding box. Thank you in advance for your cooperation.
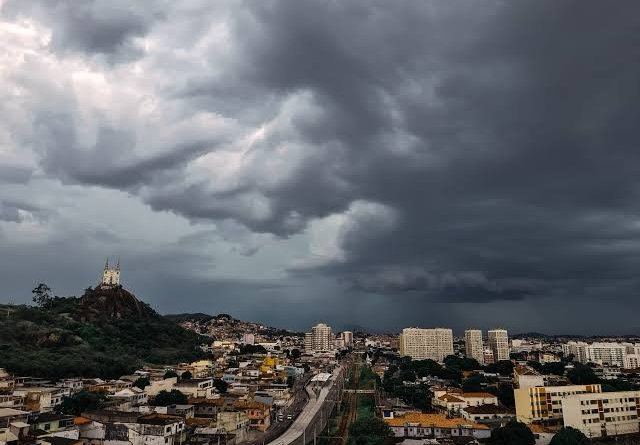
[2,0,640,332]
[220,0,640,305]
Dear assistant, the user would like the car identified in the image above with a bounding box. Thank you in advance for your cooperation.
[287,414,293,420]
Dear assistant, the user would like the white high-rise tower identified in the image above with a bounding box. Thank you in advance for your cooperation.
[488,328,510,362]
[465,329,484,364]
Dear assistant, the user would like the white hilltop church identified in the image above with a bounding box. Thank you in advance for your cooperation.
[100,258,121,288]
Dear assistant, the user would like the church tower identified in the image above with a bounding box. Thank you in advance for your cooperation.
[100,257,121,287]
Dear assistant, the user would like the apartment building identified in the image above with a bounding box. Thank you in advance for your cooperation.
[562,390,640,438]
[624,354,640,369]
[487,329,510,362]
[515,384,602,423]
[562,342,627,366]
[464,330,484,365]
[305,323,333,352]
[399,328,454,362]
[513,365,544,389]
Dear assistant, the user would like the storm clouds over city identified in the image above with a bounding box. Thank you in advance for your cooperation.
[1,0,640,333]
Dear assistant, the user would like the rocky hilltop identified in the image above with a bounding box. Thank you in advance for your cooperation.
[78,285,157,320]
[0,285,210,379]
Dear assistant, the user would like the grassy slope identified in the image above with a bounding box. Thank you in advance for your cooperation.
[0,299,211,379]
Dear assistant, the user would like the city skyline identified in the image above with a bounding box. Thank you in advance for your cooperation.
[2,1,640,334]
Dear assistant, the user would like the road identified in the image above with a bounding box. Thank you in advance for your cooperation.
[266,366,342,445]
[243,374,312,445]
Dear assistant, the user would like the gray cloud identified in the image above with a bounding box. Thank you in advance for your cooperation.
[1,0,640,333]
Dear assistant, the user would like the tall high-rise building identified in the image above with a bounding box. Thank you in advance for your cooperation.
[488,329,510,362]
[305,323,333,352]
[341,331,354,347]
[399,328,453,362]
[464,329,484,364]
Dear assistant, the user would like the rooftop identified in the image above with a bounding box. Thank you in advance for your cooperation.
[461,392,496,399]
[0,408,29,417]
[385,413,489,430]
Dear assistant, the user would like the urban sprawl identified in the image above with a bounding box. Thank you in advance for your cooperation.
[2,265,640,445]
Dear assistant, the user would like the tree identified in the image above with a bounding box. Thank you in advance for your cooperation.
[213,378,228,394]
[348,416,391,445]
[152,389,188,406]
[462,373,489,393]
[181,371,193,380]
[549,427,589,445]
[486,360,515,377]
[55,390,107,415]
[133,377,150,389]
[541,361,566,376]
[164,370,178,379]
[488,421,535,445]
[32,283,52,308]
[488,383,515,408]
[567,364,599,385]
[526,361,543,373]
[444,355,482,371]
[290,348,302,360]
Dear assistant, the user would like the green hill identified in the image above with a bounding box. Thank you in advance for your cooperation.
[0,286,211,379]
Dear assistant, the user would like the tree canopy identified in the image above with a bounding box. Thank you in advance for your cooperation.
[567,364,599,385]
[55,390,107,415]
[549,427,589,445]
[348,416,391,445]
[487,421,535,445]
[152,389,188,406]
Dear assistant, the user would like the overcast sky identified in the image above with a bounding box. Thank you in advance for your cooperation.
[1,1,640,334]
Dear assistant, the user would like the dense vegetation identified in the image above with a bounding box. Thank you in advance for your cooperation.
[549,427,589,445]
[55,390,108,415]
[0,287,211,379]
[487,421,535,445]
[348,417,392,445]
[152,389,188,406]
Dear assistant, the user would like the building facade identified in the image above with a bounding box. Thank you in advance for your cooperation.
[464,330,484,365]
[399,328,453,362]
[305,323,333,352]
[487,329,510,362]
[562,342,627,366]
[561,390,640,438]
[514,384,602,423]
[100,258,120,287]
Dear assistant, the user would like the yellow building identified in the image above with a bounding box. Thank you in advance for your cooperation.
[514,384,601,423]
[260,356,280,372]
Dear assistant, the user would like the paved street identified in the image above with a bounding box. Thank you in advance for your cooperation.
[266,366,342,445]
[243,374,312,445]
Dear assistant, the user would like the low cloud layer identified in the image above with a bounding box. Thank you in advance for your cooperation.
[1,0,640,333]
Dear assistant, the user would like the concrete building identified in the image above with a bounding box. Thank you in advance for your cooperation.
[487,329,510,362]
[513,365,544,389]
[624,354,640,369]
[399,328,453,362]
[384,412,491,440]
[482,349,495,365]
[561,390,640,438]
[514,384,602,423]
[562,342,627,366]
[464,330,484,365]
[341,331,354,347]
[305,323,333,352]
